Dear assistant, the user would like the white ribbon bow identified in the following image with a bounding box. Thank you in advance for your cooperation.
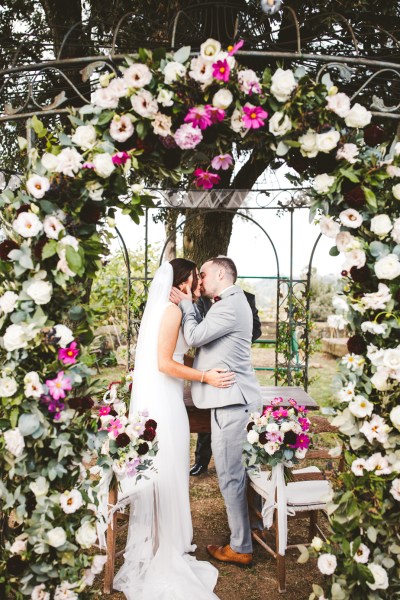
[261,463,295,556]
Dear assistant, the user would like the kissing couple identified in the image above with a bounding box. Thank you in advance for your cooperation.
[114,256,262,599]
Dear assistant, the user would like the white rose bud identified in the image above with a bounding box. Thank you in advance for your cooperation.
[314,174,335,195]
[374,254,400,280]
[71,125,97,150]
[0,291,19,314]
[75,521,98,548]
[370,214,392,237]
[311,536,324,551]
[268,112,292,137]
[247,430,259,444]
[345,103,372,128]
[92,153,115,178]
[47,527,67,548]
[26,280,53,305]
[212,89,233,109]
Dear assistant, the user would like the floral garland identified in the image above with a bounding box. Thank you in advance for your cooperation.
[0,36,399,598]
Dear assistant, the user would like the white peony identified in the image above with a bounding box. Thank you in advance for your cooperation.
[109,115,134,143]
[336,143,359,164]
[319,215,340,238]
[31,584,50,600]
[123,63,152,88]
[188,57,213,87]
[299,130,318,158]
[30,476,49,498]
[43,215,64,240]
[157,88,174,107]
[326,93,350,118]
[0,291,19,314]
[270,68,297,102]
[0,375,17,397]
[367,563,389,590]
[131,89,158,119]
[370,214,392,237]
[200,38,221,62]
[336,231,358,252]
[71,125,97,150]
[361,284,392,310]
[41,153,59,172]
[317,553,337,575]
[47,527,67,548]
[361,321,387,335]
[316,129,340,153]
[3,323,32,352]
[26,280,52,305]
[392,183,400,200]
[212,88,233,110]
[374,254,400,280]
[54,582,78,600]
[390,478,400,501]
[348,395,374,419]
[351,457,366,476]
[26,175,50,199]
[163,61,187,84]
[247,430,259,444]
[54,324,74,347]
[60,489,84,514]
[391,217,400,243]
[345,103,372,128]
[24,371,44,398]
[237,69,261,94]
[352,543,370,564]
[314,174,335,195]
[339,208,363,229]
[91,86,119,109]
[268,111,292,137]
[75,521,97,548]
[55,147,83,177]
[4,427,24,457]
[92,153,115,178]
[13,212,43,238]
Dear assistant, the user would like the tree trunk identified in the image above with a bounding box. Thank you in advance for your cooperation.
[164,210,178,261]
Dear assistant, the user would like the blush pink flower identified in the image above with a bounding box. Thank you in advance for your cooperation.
[46,371,72,401]
[242,104,268,129]
[211,154,233,171]
[271,397,283,406]
[82,162,95,169]
[174,123,203,150]
[112,151,130,165]
[267,431,283,443]
[184,106,213,130]
[194,169,221,189]
[228,40,244,56]
[58,341,79,366]
[272,407,289,419]
[207,105,225,123]
[212,59,230,82]
[107,418,123,438]
[293,434,311,449]
[99,406,111,416]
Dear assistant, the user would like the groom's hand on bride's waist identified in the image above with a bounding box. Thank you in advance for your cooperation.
[169,286,192,305]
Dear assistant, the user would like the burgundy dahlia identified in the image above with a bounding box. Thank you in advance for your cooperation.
[0,239,19,260]
[7,556,25,576]
[246,421,255,432]
[145,419,157,430]
[347,334,367,355]
[137,442,149,456]
[80,201,103,224]
[344,186,366,209]
[142,427,156,442]
[116,433,131,448]
[283,430,297,446]
[350,265,371,283]
[363,124,387,147]
[259,431,269,445]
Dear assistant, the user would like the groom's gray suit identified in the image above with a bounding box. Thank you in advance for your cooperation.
[180,285,262,553]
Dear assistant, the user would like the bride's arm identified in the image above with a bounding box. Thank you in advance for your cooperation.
[157,304,234,387]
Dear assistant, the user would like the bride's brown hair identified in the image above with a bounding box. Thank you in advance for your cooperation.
[169,258,198,293]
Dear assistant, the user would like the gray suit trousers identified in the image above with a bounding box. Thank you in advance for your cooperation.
[211,401,260,554]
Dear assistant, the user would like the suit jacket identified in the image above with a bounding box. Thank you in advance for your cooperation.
[180,285,262,409]
[197,291,262,342]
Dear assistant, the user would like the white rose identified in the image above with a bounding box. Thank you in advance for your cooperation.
[41,153,59,172]
[75,521,97,548]
[311,536,324,551]
[268,112,292,137]
[317,553,337,575]
[26,175,50,199]
[26,280,52,305]
[163,61,187,84]
[0,291,19,314]
[370,214,392,237]
[109,114,134,143]
[60,489,84,514]
[247,430,259,444]
[4,428,25,457]
[10,538,27,554]
[339,208,363,229]
[383,347,400,370]
[319,215,340,238]
[326,92,351,118]
[123,63,152,88]
[314,174,335,195]
[374,254,400,280]
[393,183,400,200]
[55,147,83,177]
[3,323,29,351]
[30,476,49,497]
[348,395,374,419]
[316,129,340,153]
[200,38,221,62]
[367,563,389,590]
[345,103,372,128]
[336,143,359,164]
[54,324,74,347]
[31,584,50,600]
[91,87,119,109]
[13,212,43,238]
[212,89,233,110]
[71,125,97,150]
[391,218,400,244]
[157,88,174,107]
[47,527,67,548]
[299,130,318,158]
[270,68,297,102]
[43,215,64,240]
[0,376,17,397]
[336,231,358,252]
[92,153,115,178]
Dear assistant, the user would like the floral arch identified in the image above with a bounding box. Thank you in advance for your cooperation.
[1,38,400,600]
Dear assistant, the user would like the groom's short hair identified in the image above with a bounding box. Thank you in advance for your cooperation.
[207,256,237,283]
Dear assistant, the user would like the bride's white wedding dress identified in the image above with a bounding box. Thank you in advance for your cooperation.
[113,263,219,600]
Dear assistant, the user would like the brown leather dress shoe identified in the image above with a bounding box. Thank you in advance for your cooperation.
[206,544,253,566]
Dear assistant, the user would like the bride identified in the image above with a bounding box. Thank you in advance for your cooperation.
[113,259,234,599]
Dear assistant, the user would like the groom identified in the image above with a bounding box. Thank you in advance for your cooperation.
[170,256,262,566]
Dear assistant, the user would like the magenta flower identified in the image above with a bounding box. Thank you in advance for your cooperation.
[82,162,95,169]
[228,40,244,56]
[212,59,230,82]
[293,434,311,450]
[272,407,289,419]
[112,151,130,165]
[46,371,72,401]
[48,399,65,420]
[99,405,111,416]
[262,406,272,416]
[288,398,299,408]
[211,154,233,171]
[194,169,221,190]
[107,418,123,438]
[271,397,283,406]
[242,104,268,129]
[58,341,79,366]
[184,106,213,130]
[299,417,310,431]
[207,105,225,124]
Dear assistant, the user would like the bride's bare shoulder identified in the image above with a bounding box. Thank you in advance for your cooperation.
[163,302,182,319]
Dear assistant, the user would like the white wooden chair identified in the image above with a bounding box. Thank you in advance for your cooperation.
[247,415,341,593]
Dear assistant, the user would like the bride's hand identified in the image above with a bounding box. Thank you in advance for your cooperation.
[204,369,236,388]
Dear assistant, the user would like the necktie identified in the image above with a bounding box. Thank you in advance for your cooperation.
[213,296,221,303]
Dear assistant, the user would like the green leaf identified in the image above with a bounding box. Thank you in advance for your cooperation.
[329,246,339,257]
[340,168,360,183]
[97,110,115,126]
[369,241,389,259]
[173,45,191,63]
[362,186,377,210]
[31,115,47,138]
[68,305,85,321]
[42,240,57,260]
[65,246,83,275]
[18,412,40,436]
[39,200,59,214]
[58,132,73,146]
